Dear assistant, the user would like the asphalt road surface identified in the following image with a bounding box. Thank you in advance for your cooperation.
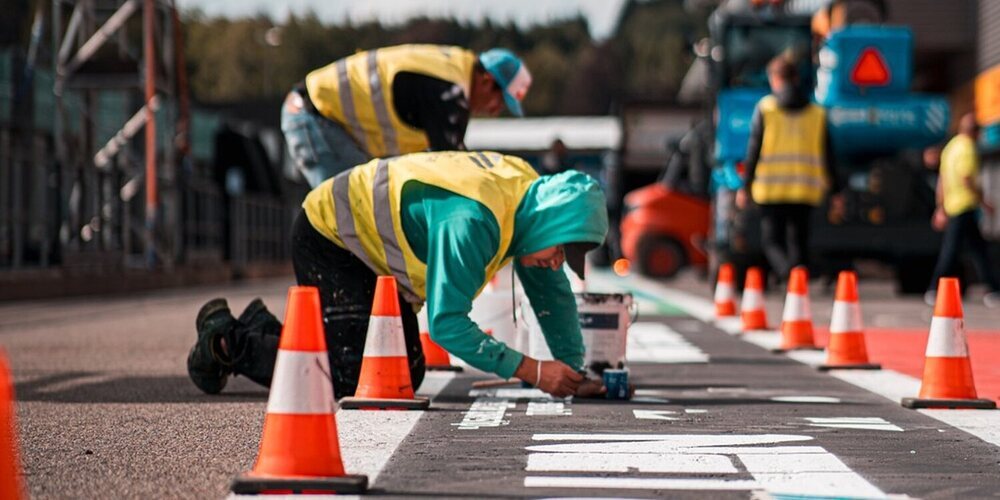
[3,271,1000,499]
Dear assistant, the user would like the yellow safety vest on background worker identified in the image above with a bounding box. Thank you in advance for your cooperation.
[751,95,828,206]
[939,134,980,217]
[305,45,477,158]
[302,151,539,304]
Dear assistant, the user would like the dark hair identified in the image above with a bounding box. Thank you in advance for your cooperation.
[767,55,798,82]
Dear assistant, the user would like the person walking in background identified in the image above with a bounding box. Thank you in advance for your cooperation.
[925,113,1000,308]
[281,45,532,187]
[737,54,842,282]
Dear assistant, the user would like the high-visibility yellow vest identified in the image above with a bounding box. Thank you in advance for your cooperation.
[305,45,477,158]
[751,95,828,206]
[302,151,539,304]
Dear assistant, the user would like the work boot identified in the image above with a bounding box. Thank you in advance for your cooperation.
[187,298,238,394]
[238,298,283,338]
[229,299,282,388]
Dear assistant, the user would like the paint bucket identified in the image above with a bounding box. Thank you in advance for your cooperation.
[576,292,636,376]
[603,369,630,400]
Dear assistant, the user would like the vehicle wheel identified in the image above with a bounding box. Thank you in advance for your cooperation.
[636,236,687,279]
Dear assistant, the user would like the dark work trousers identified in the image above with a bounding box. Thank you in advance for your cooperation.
[276,212,425,399]
[758,203,813,281]
[928,209,1000,293]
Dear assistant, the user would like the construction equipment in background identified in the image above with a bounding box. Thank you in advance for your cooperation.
[740,266,768,332]
[623,0,972,291]
[714,262,738,318]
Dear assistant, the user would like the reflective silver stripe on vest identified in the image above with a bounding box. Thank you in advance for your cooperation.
[367,51,400,156]
[475,151,494,168]
[757,153,823,167]
[752,175,826,189]
[332,169,378,274]
[373,159,419,303]
[336,59,370,152]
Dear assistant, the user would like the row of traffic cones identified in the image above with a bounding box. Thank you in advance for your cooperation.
[715,265,995,410]
[233,276,434,494]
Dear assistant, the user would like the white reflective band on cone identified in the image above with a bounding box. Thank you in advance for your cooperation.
[782,293,811,321]
[362,315,408,357]
[925,316,969,357]
[715,283,734,302]
[741,290,764,311]
[829,300,862,334]
[267,350,338,414]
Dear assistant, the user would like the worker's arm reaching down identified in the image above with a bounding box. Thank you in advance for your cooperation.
[408,182,591,397]
[409,170,609,398]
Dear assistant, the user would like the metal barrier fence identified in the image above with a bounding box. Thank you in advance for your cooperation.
[0,124,295,276]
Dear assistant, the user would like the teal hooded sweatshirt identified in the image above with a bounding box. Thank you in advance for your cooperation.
[399,170,608,378]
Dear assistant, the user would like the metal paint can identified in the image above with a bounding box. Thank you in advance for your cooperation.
[576,292,636,376]
[603,369,630,400]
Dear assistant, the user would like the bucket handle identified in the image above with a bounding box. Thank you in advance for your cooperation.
[628,300,639,325]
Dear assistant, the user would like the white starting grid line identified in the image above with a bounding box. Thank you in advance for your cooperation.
[591,269,1000,450]
[523,433,886,498]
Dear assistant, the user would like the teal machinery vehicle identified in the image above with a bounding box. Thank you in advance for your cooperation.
[707,0,949,292]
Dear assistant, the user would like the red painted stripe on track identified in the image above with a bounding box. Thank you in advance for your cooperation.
[813,328,1000,402]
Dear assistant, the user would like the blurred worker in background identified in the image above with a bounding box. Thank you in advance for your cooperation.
[282,45,532,187]
[926,113,1000,308]
[737,54,842,283]
[541,138,574,175]
[188,151,608,399]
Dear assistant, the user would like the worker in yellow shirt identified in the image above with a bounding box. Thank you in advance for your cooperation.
[737,54,841,282]
[282,45,532,187]
[926,113,1000,308]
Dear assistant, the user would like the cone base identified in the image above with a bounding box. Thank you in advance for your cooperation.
[901,397,997,410]
[817,363,881,371]
[426,364,464,372]
[339,396,430,410]
[771,346,823,354]
[231,473,368,494]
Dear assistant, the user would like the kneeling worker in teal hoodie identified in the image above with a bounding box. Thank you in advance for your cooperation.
[187,151,608,398]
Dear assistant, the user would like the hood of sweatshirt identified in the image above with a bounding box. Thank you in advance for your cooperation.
[508,170,608,257]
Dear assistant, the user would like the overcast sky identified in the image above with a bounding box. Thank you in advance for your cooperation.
[176,0,630,39]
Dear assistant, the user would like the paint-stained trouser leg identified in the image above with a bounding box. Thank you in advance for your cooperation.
[290,211,425,399]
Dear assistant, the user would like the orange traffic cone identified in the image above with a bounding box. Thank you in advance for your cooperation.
[775,266,820,352]
[0,351,25,500]
[741,267,768,332]
[340,276,430,410]
[231,286,367,494]
[901,278,996,409]
[420,331,463,372]
[818,271,881,371]
[715,263,737,318]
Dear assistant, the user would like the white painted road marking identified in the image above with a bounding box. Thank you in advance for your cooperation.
[771,396,842,404]
[526,401,572,416]
[589,270,1000,454]
[524,433,886,498]
[454,398,515,430]
[527,452,736,473]
[804,417,903,432]
[633,409,678,421]
[525,477,759,491]
[627,322,709,363]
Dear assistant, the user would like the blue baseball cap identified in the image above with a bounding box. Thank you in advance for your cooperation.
[478,48,532,117]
